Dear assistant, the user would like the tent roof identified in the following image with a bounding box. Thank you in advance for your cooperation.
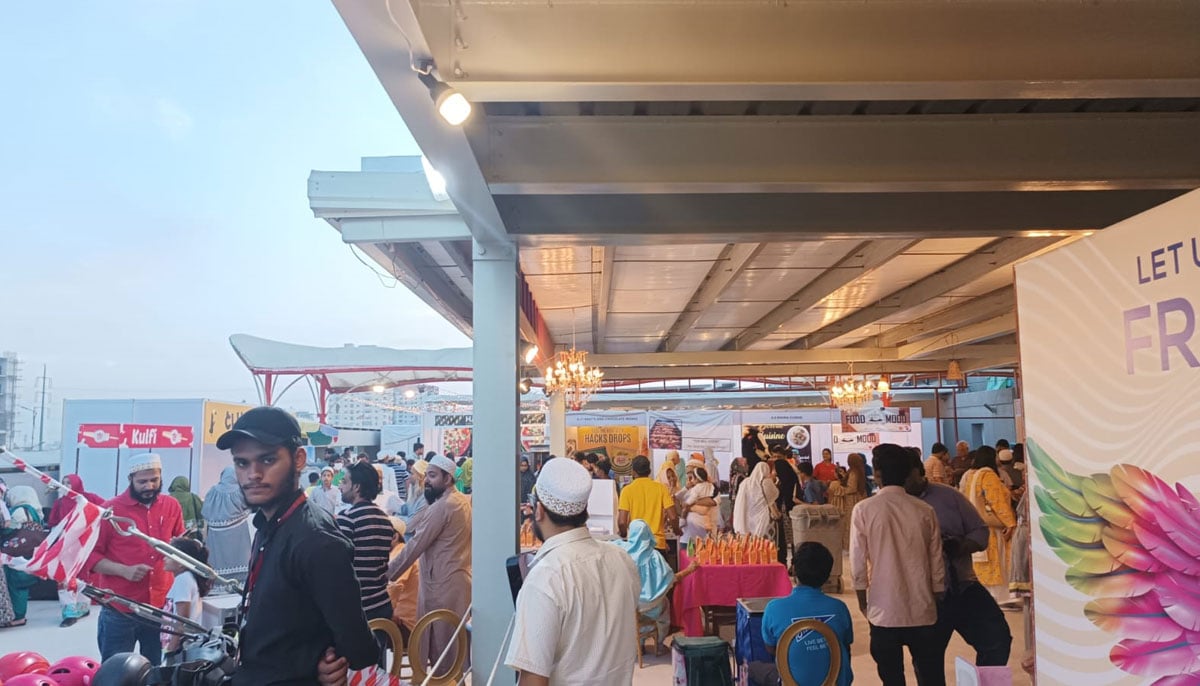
[229,334,473,392]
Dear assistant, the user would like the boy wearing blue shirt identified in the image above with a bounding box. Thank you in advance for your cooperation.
[750,542,853,686]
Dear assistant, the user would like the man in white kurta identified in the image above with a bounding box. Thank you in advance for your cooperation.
[506,459,640,685]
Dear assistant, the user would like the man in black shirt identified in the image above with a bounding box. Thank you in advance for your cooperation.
[217,406,377,685]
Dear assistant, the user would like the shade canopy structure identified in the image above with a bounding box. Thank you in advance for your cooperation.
[318,0,1200,679]
[228,334,472,421]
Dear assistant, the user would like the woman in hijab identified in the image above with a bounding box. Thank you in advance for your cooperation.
[827,452,869,549]
[960,446,1018,603]
[613,519,700,648]
[3,486,44,627]
[48,475,105,626]
[169,476,205,539]
[732,462,779,538]
[200,467,251,586]
[518,457,536,506]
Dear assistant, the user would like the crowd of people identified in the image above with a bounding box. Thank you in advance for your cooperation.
[0,409,1035,685]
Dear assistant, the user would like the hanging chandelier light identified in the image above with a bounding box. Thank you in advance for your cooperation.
[828,364,889,412]
[544,348,604,411]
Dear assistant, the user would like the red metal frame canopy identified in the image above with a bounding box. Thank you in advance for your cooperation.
[228,334,473,422]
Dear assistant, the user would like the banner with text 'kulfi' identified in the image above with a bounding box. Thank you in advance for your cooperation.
[1015,189,1200,686]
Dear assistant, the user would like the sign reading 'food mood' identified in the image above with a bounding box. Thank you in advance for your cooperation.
[1016,189,1200,685]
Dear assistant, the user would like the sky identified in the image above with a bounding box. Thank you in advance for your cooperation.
[0,1,470,448]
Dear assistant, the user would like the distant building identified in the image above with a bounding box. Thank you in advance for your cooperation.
[326,386,437,430]
[0,353,18,448]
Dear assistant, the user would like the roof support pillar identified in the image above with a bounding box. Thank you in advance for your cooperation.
[470,240,519,683]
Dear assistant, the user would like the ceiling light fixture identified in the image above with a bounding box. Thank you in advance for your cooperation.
[828,363,889,412]
[416,66,471,126]
[372,384,386,394]
[518,377,533,394]
[521,342,540,365]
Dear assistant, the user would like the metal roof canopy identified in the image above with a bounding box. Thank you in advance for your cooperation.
[319,0,1199,381]
[228,334,472,422]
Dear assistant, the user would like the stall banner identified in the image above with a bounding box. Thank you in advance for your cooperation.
[567,423,648,478]
[1015,189,1200,685]
[202,401,253,445]
[520,412,547,451]
[77,424,122,448]
[77,423,195,449]
[648,410,735,479]
[839,405,911,432]
[123,424,195,449]
[750,423,814,460]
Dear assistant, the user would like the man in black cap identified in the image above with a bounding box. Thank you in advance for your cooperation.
[216,406,377,685]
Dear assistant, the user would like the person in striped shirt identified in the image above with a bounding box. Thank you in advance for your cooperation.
[337,462,395,666]
[924,442,954,486]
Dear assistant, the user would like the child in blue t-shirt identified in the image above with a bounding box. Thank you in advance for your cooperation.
[750,542,854,686]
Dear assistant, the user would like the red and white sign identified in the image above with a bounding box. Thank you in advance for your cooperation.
[77,424,123,448]
[122,424,195,449]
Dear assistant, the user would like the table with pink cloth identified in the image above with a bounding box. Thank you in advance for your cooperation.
[670,550,793,636]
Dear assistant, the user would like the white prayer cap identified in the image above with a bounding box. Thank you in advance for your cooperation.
[535,458,592,516]
[127,453,162,475]
[428,453,457,476]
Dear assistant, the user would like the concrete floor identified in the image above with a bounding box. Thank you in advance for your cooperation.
[1,591,1031,685]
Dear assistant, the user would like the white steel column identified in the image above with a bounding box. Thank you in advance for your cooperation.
[470,241,520,683]
[548,391,567,457]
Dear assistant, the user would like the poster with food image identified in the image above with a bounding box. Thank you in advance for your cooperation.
[440,427,472,458]
[568,424,647,475]
[751,424,813,460]
[648,417,683,450]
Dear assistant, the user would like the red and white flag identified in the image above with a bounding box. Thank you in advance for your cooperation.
[1,495,105,585]
[77,423,122,448]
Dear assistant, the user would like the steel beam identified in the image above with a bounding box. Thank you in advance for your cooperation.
[498,191,1183,245]
[482,114,1200,195]
[661,243,763,352]
[338,216,472,244]
[469,244,519,684]
[789,238,1060,350]
[348,239,474,335]
[591,348,906,368]
[726,240,915,351]
[330,0,511,250]
[600,360,1003,381]
[592,247,615,353]
[899,318,1019,359]
[309,171,456,219]
[866,288,1017,348]
[412,1,1200,100]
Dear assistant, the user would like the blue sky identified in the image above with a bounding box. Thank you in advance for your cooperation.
[0,1,470,446]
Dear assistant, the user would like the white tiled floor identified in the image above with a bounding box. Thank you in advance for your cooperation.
[1,592,1031,685]
[631,585,1033,685]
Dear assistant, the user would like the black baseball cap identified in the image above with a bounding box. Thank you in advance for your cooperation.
[216,406,303,450]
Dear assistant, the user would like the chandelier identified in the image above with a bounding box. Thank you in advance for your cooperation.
[828,365,889,412]
[544,348,604,411]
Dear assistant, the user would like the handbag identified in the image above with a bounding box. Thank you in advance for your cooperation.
[966,471,1006,529]
[1,504,50,558]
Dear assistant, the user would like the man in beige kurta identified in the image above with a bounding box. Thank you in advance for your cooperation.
[387,454,472,671]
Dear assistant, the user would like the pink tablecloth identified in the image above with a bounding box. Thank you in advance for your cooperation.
[670,550,793,636]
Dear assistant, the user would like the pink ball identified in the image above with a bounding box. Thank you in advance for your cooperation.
[47,656,101,686]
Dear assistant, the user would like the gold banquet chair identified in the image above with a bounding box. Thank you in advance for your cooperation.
[775,619,842,686]
[408,609,469,686]
[368,617,411,680]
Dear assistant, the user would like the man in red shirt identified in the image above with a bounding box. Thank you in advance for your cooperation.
[813,448,839,483]
[88,453,184,663]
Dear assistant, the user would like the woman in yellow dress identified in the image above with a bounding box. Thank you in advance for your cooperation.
[959,446,1017,602]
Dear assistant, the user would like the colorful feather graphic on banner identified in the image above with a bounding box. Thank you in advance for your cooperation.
[1031,438,1200,681]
